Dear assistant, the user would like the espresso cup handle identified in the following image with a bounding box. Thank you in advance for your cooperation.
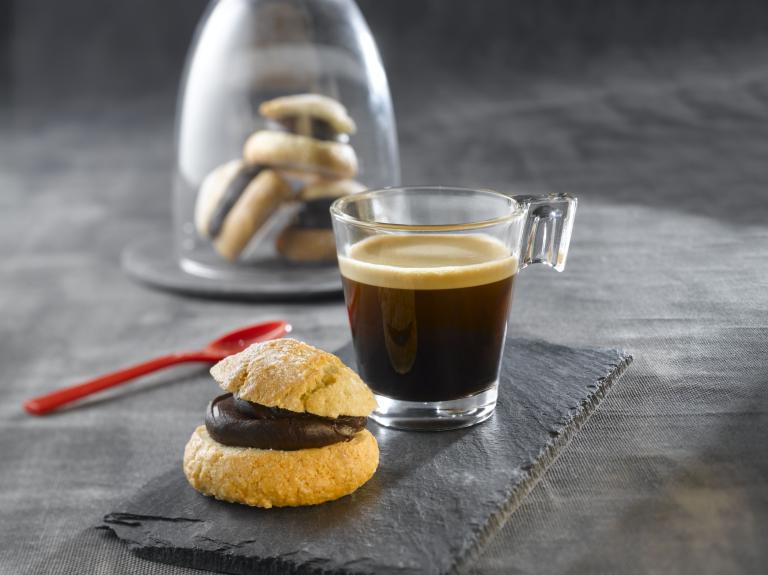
[514,193,577,272]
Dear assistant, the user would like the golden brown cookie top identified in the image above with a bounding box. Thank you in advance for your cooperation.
[242,131,359,180]
[210,339,376,418]
[259,94,357,135]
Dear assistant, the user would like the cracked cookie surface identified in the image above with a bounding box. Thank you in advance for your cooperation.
[210,338,377,418]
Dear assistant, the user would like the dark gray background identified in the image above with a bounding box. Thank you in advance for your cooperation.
[5,0,768,103]
[2,1,767,574]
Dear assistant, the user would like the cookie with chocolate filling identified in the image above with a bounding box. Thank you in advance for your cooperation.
[259,93,357,136]
[244,93,358,183]
[183,338,379,508]
[194,160,292,261]
[276,179,365,263]
[243,131,358,182]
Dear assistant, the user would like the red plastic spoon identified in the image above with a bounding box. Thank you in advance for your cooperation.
[23,320,290,416]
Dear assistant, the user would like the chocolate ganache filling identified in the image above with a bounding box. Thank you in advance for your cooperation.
[207,165,263,238]
[205,393,366,450]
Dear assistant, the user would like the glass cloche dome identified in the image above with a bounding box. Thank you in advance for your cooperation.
[173,0,400,280]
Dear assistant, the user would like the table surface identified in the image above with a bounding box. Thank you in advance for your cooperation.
[2,43,767,575]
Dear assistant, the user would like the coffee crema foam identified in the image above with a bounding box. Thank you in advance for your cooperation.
[338,234,518,290]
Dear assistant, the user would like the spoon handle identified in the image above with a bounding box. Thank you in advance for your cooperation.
[23,351,215,416]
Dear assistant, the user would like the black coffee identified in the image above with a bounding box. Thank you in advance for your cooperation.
[339,234,516,402]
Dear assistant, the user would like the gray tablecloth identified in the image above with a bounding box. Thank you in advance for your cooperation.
[1,44,767,574]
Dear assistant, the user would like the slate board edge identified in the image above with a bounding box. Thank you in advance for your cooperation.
[102,512,323,575]
[452,350,634,574]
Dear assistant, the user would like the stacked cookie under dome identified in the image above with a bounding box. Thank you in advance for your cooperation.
[194,94,363,263]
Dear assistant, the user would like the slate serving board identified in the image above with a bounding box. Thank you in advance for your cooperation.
[104,338,632,574]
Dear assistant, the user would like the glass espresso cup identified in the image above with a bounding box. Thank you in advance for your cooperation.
[331,187,576,430]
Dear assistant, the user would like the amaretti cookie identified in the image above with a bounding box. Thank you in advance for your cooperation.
[243,131,358,182]
[244,94,358,182]
[183,338,379,508]
[194,160,292,260]
[192,93,361,263]
[259,93,357,139]
[276,179,365,263]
